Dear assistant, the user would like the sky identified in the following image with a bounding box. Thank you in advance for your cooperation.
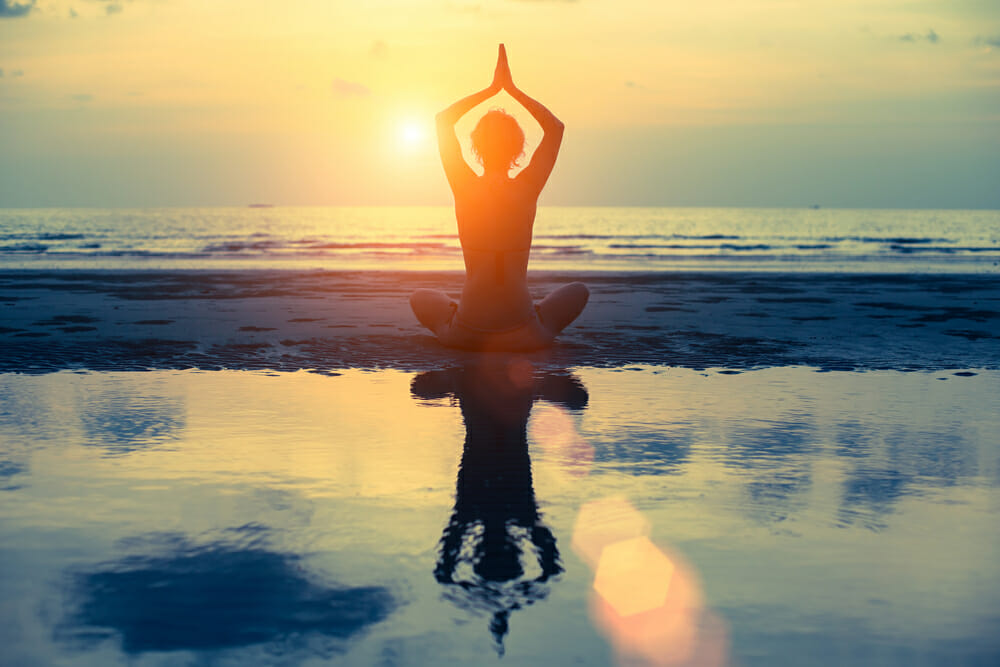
[1,0,998,208]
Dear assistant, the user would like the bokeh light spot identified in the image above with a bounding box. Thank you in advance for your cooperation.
[529,403,594,478]
[594,536,675,618]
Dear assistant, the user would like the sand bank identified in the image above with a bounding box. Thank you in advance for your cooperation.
[1,270,998,373]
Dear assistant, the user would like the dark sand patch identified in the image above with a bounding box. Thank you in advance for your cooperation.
[914,308,1000,323]
[944,330,995,341]
[757,297,834,304]
[645,306,695,313]
[33,315,99,326]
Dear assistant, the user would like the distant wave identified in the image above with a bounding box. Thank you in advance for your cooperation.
[609,243,773,251]
[0,243,49,253]
[535,233,742,241]
[890,245,1000,254]
[0,233,88,242]
[823,236,953,244]
[3,241,998,261]
[201,241,454,252]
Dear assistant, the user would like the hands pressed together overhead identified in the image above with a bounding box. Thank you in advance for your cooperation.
[491,44,515,93]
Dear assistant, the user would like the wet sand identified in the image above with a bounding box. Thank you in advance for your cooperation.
[2,269,998,373]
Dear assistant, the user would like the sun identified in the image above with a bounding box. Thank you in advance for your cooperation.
[396,119,427,151]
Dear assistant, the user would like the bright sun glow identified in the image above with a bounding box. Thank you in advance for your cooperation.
[397,120,427,151]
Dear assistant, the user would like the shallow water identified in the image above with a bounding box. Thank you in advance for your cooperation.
[0,366,998,666]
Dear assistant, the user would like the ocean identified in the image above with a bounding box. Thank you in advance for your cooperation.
[2,207,998,273]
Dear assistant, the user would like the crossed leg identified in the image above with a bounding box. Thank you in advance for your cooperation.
[537,282,589,336]
[409,282,589,344]
[409,288,454,335]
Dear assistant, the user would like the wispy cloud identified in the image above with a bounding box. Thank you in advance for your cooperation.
[331,78,370,97]
[80,0,128,17]
[370,40,388,59]
[71,93,94,103]
[899,28,940,44]
[973,34,1000,48]
[0,0,35,18]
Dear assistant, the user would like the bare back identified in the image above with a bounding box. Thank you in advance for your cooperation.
[452,173,539,329]
[409,44,587,351]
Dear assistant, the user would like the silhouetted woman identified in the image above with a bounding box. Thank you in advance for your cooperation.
[411,360,588,653]
[410,44,589,351]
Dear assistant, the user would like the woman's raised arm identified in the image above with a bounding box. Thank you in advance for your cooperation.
[436,86,494,190]
[497,45,564,193]
[436,53,512,189]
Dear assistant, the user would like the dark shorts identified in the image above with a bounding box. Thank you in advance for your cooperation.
[436,302,554,351]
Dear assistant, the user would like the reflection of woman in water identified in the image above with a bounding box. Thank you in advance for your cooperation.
[410,45,589,351]
[411,360,588,653]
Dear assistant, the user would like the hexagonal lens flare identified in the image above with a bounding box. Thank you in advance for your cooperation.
[593,536,675,617]
[575,497,729,666]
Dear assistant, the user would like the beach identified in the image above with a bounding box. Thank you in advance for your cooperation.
[2,264,999,664]
[2,269,998,373]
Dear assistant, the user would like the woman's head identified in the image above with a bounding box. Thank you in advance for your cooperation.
[471,109,525,171]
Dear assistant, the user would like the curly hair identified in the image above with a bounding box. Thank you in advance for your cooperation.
[470,109,526,170]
